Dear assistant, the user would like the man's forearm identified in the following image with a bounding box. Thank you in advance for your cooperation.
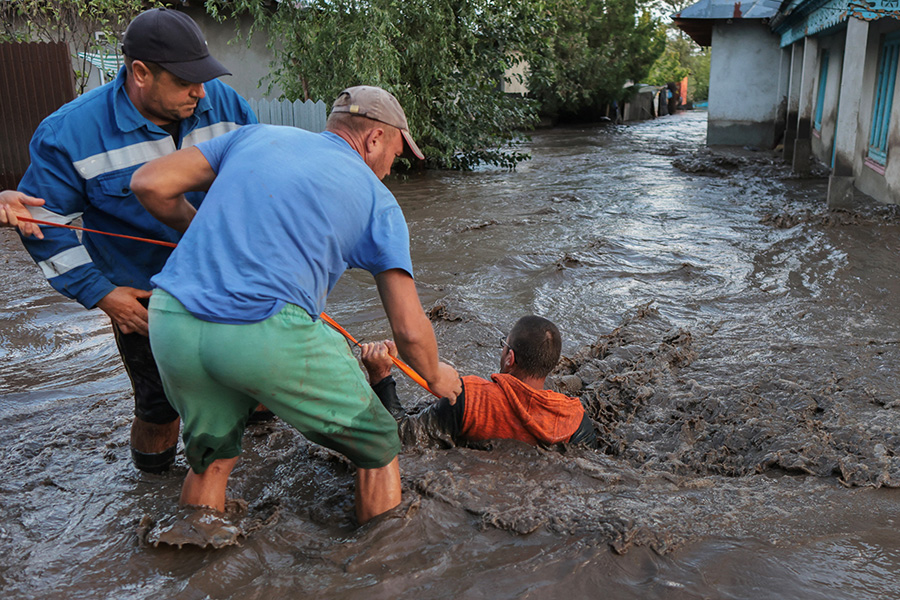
[371,376,406,420]
[375,269,459,399]
[370,375,464,448]
[137,193,196,233]
[131,147,213,233]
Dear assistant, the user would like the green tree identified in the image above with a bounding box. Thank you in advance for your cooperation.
[687,47,710,101]
[646,28,711,102]
[645,0,712,102]
[0,0,147,94]
[647,44,689,86]
[527,0,666,120]
[209,0,550,169]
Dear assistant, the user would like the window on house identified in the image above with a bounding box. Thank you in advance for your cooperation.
[868,32,900,165]
[814,51,829,131]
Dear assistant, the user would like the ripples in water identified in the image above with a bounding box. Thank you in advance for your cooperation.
[5,111,900,598]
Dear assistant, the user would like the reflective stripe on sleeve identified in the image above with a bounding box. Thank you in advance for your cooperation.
[182,122,243,148]
[38,246,93,279]
[27,205,83,225]
[73,138,176,180]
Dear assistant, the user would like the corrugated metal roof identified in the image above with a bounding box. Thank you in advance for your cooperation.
[674,0,781,20]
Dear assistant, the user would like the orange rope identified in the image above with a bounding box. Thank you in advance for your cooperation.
[19,215,437,395]
[319,313,438,397]
[18,217,177,248]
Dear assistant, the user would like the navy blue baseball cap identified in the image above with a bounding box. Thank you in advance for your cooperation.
[122,8,231,83]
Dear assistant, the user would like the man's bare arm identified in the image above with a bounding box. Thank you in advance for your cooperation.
[375,269,460,401]
[131,147,215,233]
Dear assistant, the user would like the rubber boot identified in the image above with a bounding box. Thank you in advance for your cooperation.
[131,417,180,473]
[132,446,177,474]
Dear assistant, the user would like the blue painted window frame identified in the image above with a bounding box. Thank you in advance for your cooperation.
[814,51,829,131]
[868,31,900,165]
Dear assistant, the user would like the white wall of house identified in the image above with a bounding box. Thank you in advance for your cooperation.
[707,21,784,147]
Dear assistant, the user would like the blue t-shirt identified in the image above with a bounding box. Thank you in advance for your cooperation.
[151,125,414,324]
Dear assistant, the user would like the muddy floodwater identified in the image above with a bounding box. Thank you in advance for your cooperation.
[6,111,900,598]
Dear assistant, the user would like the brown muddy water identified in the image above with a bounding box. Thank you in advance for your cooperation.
[4,111,900,598]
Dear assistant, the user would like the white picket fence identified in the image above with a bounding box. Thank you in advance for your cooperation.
[248,98,327,133]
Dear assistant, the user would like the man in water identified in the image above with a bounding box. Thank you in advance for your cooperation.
[360,315,597,448]
[131,85,461,524]
[16,8,257,473]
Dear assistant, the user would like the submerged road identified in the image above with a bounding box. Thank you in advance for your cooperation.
[4,111,900,598]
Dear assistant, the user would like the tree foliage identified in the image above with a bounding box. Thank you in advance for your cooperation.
[208,0,549,169]
[647,44,689,86]
[526,0,666,120]
[0,0,147,94]
[646,28,711,102]
[687,47,710,101]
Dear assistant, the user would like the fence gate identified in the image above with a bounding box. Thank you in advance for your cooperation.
[0,42,76,190]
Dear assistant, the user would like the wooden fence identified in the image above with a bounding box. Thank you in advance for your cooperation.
[248,98,327,133]
[0,42,75,189]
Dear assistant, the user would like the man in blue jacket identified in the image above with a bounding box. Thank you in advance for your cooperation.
[17,8,257,473]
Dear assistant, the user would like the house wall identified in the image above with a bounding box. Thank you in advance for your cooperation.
[707,21,784,147]
[184,8,283,102]
[775,47,791,146]
[502,52,529,95]
[78,9,282,101]
[810,32,845,165]
[854,19,900,204]
[623,88,661,121]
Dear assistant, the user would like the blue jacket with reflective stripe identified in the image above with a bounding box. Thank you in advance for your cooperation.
[17,67,257,309]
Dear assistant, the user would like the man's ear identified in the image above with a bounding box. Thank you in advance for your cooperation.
[130,60,153,87]
[503,348,515,371]
[364,127,386,152]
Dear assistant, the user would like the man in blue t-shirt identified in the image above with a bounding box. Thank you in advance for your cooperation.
[16,8,257,474]
[132,86,461,525]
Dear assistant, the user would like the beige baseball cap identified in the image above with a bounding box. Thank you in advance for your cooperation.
[331,86,424,160]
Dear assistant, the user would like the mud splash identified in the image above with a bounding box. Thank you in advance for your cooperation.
[553,303,900,488]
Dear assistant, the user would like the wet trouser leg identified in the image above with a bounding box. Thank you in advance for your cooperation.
[112,321,179,473]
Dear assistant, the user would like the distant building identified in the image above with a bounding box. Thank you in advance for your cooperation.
[674,0,900,206]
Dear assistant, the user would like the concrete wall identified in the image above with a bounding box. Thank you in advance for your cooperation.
[77,9,280,101]
[855,19,900,204]
[775,46,791,145]
[707,21,785,147]
[184,8,283,101]
[73,7,282,100]
[810,33,845,165]
[502,52,529,95]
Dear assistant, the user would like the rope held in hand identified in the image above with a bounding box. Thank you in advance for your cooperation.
[19,217,178,247]
[319,313,438,397]
[18,216,437,396]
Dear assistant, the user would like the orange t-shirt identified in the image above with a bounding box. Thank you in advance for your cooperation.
[459,373,585,444]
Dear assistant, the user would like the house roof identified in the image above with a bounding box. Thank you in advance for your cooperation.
[675,0,781,20]
[673,0,781,45]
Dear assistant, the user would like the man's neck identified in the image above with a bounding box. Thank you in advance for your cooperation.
[327,126,364,156]
[506,369,546,390]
